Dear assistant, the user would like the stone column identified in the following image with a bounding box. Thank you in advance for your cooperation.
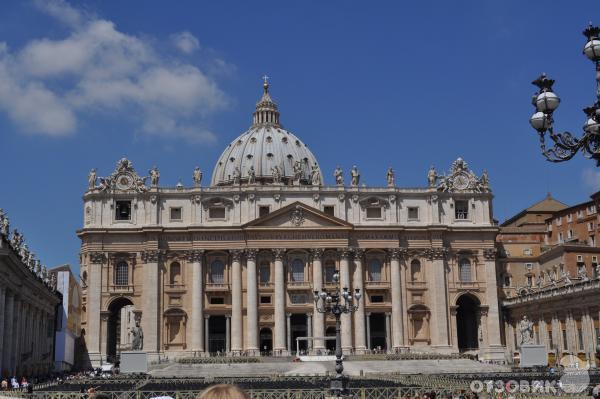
[389,248,404,351]
[339,248,353,353]
[429,249,450,348]
[353,249,366,353]
[246,249,259,354]
[307,313,313,352]
[0,285,5,373]
[204,315,210,354]
[230,250,243,353]
[225,315,231,353]
[3,292,14,374]
[366,313,371,350]
[87,252,105,363]
[450,307,459,351]
[286,313,292,353]
[190,250,205,352]
[273,249,287,354]
[311,249,325,350]
[483,255,502,348]
[141,250,161,353]
[12,298,22,374]
[100,312,109,358]
[385,312,391,352]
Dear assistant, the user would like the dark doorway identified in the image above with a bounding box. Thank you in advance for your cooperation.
[456,294,480,351]
[209,316,227,353]
[106,297,134,363]
[260,327,272,355]
[369,313,387,351]
[325,327,336,352]
[290,314,308,354]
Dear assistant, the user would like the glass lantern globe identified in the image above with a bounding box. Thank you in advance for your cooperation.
[529,112,551,132]
[584,38,600,61]
[583,117,600,134]
[536,91,560,113]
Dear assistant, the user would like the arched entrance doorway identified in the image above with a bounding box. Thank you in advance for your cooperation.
[106,297,135,363]
[260,327,272,355]
[325,327,336,352]
[456,294,480,351]
[369,313,387,351]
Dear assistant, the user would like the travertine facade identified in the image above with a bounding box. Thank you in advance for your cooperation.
[79,81,505,366]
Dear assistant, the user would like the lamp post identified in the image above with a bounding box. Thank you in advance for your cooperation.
[313,270,361,397]
[529,23,600,164]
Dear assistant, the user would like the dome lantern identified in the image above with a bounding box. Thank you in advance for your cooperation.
[252,75,280,127]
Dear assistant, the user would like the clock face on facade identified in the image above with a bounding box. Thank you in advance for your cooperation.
[116,173,134,190]
[453,173,470,190]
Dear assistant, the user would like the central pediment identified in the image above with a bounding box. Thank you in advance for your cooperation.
[243,202,353,230]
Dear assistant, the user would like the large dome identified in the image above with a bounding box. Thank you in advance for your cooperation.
[211,81,321,186]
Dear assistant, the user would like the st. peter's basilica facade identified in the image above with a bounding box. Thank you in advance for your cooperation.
[79,81,505,366]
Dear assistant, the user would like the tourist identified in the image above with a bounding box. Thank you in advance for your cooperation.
[11,377,19,389]
[198,384,250,399]
[1,379,7,389]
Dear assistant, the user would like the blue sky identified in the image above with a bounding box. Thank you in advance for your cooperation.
[0,0,598,274]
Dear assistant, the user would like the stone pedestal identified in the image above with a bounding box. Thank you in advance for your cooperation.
[120,351,148,373]
[520,344,547,367]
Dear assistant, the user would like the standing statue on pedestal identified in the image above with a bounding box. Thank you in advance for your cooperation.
[88,169,97,190]
[271,165,282,184]
[519,315,534,345]
[310,163,321,186]
[232,167,241,185]
[334,166,344,186]
[193,167,203,187]
[386,167,395,187]
[561,270,572,284]
[131,321,144,350]
[247,166,256,184]
[0,209,9,237]
[293,160,303,184]
[149,167,160,187]
[350,166,360,187]
[427,166,438,188]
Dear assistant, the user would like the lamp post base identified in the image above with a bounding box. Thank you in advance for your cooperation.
[329,375,348,397]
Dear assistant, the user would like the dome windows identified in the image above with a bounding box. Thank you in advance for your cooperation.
[266,153,274,159]
[229,157,236,162]
[295,140,301,146]
[282,137,288,143]
[266,136,273,143]
[246,154,253,159]
[250,137,257,143]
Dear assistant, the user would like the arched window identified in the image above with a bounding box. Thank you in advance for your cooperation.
[210,260,225,284]
[368,259,382,281]
[291,259,304,282]
[115,261,128,286]
[411,259,421,282]
[459,258,472,282]
[170,262,181,285]
[324,261,336,283]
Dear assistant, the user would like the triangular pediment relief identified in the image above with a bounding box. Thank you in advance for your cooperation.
[244,202,352,229]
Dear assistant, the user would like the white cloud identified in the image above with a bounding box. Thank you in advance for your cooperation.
[582,168,600,192]
[0,0,230,141]
[171,31,200,54]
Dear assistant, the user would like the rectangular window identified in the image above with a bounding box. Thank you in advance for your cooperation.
[588,222,594,231]
[577,328,584,351]
[503,275,510,286]
[523,248,533,256]
[556,217,563,226]
[366,207,382,219]
[588,205,596,215]
[210,297,225,305]
[170,207,182,221]
[527,276,532,287]
[526,263,533,270]
[370,295,384,303]
[548,331,554,349]
[577,210,584,219]
[115,201,132,221]
[567,229,574,239]
[290,293,307,304]
[567,214,573,222]
[260,295,271,304]
[562,329,568,350]
[208,206,226,219]
[324,265,336,283]
[259,206,270,218]
[323,206,335,216]
[558,232,564,243]
[408,207,419,220]
[259,265,270,283]
[455,200,469,220]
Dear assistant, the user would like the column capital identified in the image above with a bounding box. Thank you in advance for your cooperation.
[272,248,287,261]
[310,248,324,260]
[88,251,106,264]
[338,247,353,260]
[424,247,448,260]
[141,250,163,262]
[186,250,205,262]
[286,312,292,318]
[354,248,365,260]
[483,248,497,260]
[204,314,210,320]
[230,249,243,262]
[245,249,258,261]
[387,247,407,260]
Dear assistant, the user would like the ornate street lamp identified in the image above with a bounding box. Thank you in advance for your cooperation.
[529,23,600,164]
[313,270,361,397]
